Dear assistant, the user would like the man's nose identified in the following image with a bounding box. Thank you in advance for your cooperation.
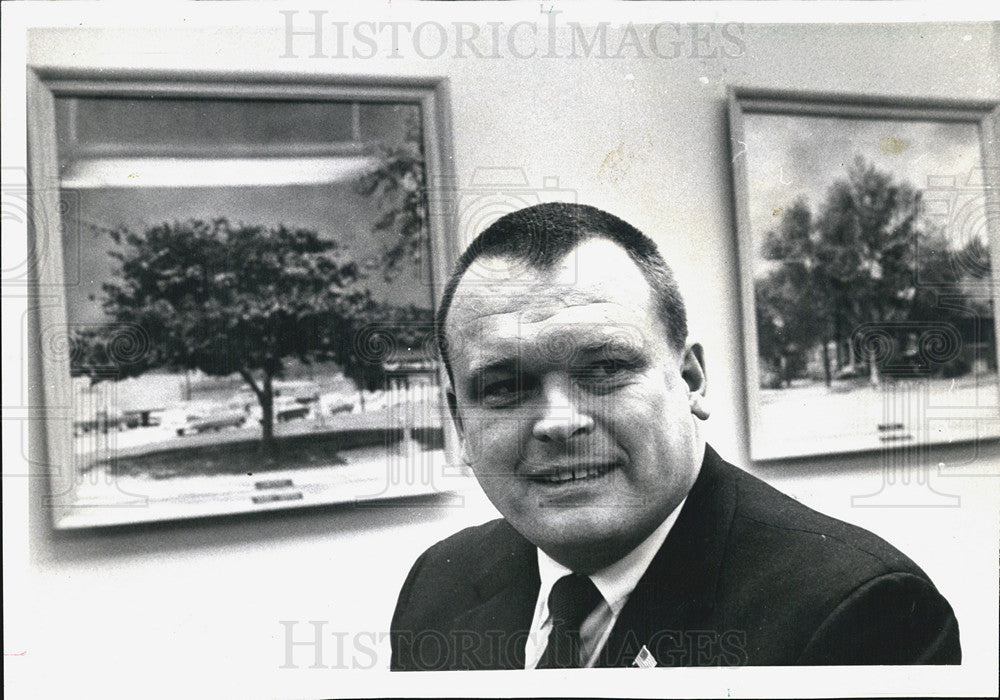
[531,374,594,443]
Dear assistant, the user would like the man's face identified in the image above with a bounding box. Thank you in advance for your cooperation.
[445,238,708,573]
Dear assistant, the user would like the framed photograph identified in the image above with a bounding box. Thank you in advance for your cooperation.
[27,69,459,528]
[728,88,1000,461]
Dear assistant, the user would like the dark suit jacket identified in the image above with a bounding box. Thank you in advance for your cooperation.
[390,446,961,669]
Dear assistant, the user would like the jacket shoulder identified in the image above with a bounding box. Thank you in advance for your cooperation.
[720,459,925,574]
[390,519,535,670]
[421,518,516,565]
[390,519,523,628]
[704,455,959,663]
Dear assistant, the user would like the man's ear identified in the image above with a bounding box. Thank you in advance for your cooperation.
[446,388,473,465]
[446,388,463,434]
[681,342,710,420]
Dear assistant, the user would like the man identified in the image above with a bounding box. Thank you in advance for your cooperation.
[390,203,960,670]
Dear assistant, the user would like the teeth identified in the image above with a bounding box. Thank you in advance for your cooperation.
[536,464,612,484]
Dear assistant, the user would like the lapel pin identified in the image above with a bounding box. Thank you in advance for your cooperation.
[632,645,657,668]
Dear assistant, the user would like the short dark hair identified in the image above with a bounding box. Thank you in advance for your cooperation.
[435,202,688,384]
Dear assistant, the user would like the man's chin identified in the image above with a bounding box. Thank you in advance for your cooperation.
[518,513,635,562]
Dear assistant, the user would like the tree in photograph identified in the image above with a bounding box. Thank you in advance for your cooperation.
[340,302,435,411]
[73,218,372,455]
[354,106,428,280]
[756,266,824,388]
[813,157,923,386]
[69,322,156,383]
[757,199,832,386]
[758,157,993,388]
[908,229,995,375]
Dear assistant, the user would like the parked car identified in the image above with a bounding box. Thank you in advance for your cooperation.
[174,404,247,436]
[247,396,312,424]
[73,409,124,436]
[328,399,354,416]
[275,396,310,422]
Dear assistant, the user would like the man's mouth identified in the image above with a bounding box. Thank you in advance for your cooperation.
[526,463,617,485]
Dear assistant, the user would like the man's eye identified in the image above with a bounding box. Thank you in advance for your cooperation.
[595,359,625,374]
[573,358,636,387]
[481,378,522,405]
[584,358,629,377]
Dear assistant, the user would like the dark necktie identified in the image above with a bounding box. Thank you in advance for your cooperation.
[536,574,603,669]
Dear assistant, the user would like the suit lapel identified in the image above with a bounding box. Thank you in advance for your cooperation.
[450,520,540,670]
[597,446,737,668]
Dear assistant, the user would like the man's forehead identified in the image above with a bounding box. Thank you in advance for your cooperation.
[459,314,653,376]
[444,238,663,361]
[449,288,632,325]
[446,238,652,319]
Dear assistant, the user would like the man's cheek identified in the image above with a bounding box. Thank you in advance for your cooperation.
[469,418,531,468]
[464,423,521,475]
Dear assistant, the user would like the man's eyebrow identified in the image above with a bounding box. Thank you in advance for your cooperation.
[462,359,520,397]
[464,358,520,387]
[466,336,641,375]
[571,339,628,355]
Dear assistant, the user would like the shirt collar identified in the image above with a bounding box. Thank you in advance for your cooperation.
[535,495,688,616]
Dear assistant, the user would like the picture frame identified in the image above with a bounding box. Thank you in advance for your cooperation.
[727,88,1000,462]
[26,68,460,529]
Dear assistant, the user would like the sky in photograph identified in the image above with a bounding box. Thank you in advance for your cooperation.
[57,99,432,326]
[61,181,434,326]
[742,113,987,278]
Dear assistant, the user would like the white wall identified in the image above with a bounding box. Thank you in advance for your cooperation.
[8,7,999,699]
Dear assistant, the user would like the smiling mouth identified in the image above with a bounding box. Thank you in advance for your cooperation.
[527,463,618,485]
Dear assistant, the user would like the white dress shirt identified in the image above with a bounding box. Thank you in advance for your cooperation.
[524,496,688,669]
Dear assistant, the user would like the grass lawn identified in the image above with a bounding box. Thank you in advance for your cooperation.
[86,426,443,480]
[755,372,998,460]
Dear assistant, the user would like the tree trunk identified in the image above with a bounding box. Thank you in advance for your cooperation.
[869,357,881,388]
[833,312,844,369]
[236,367,277,458]
[868,305,883,388]
[822,339,832,387]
